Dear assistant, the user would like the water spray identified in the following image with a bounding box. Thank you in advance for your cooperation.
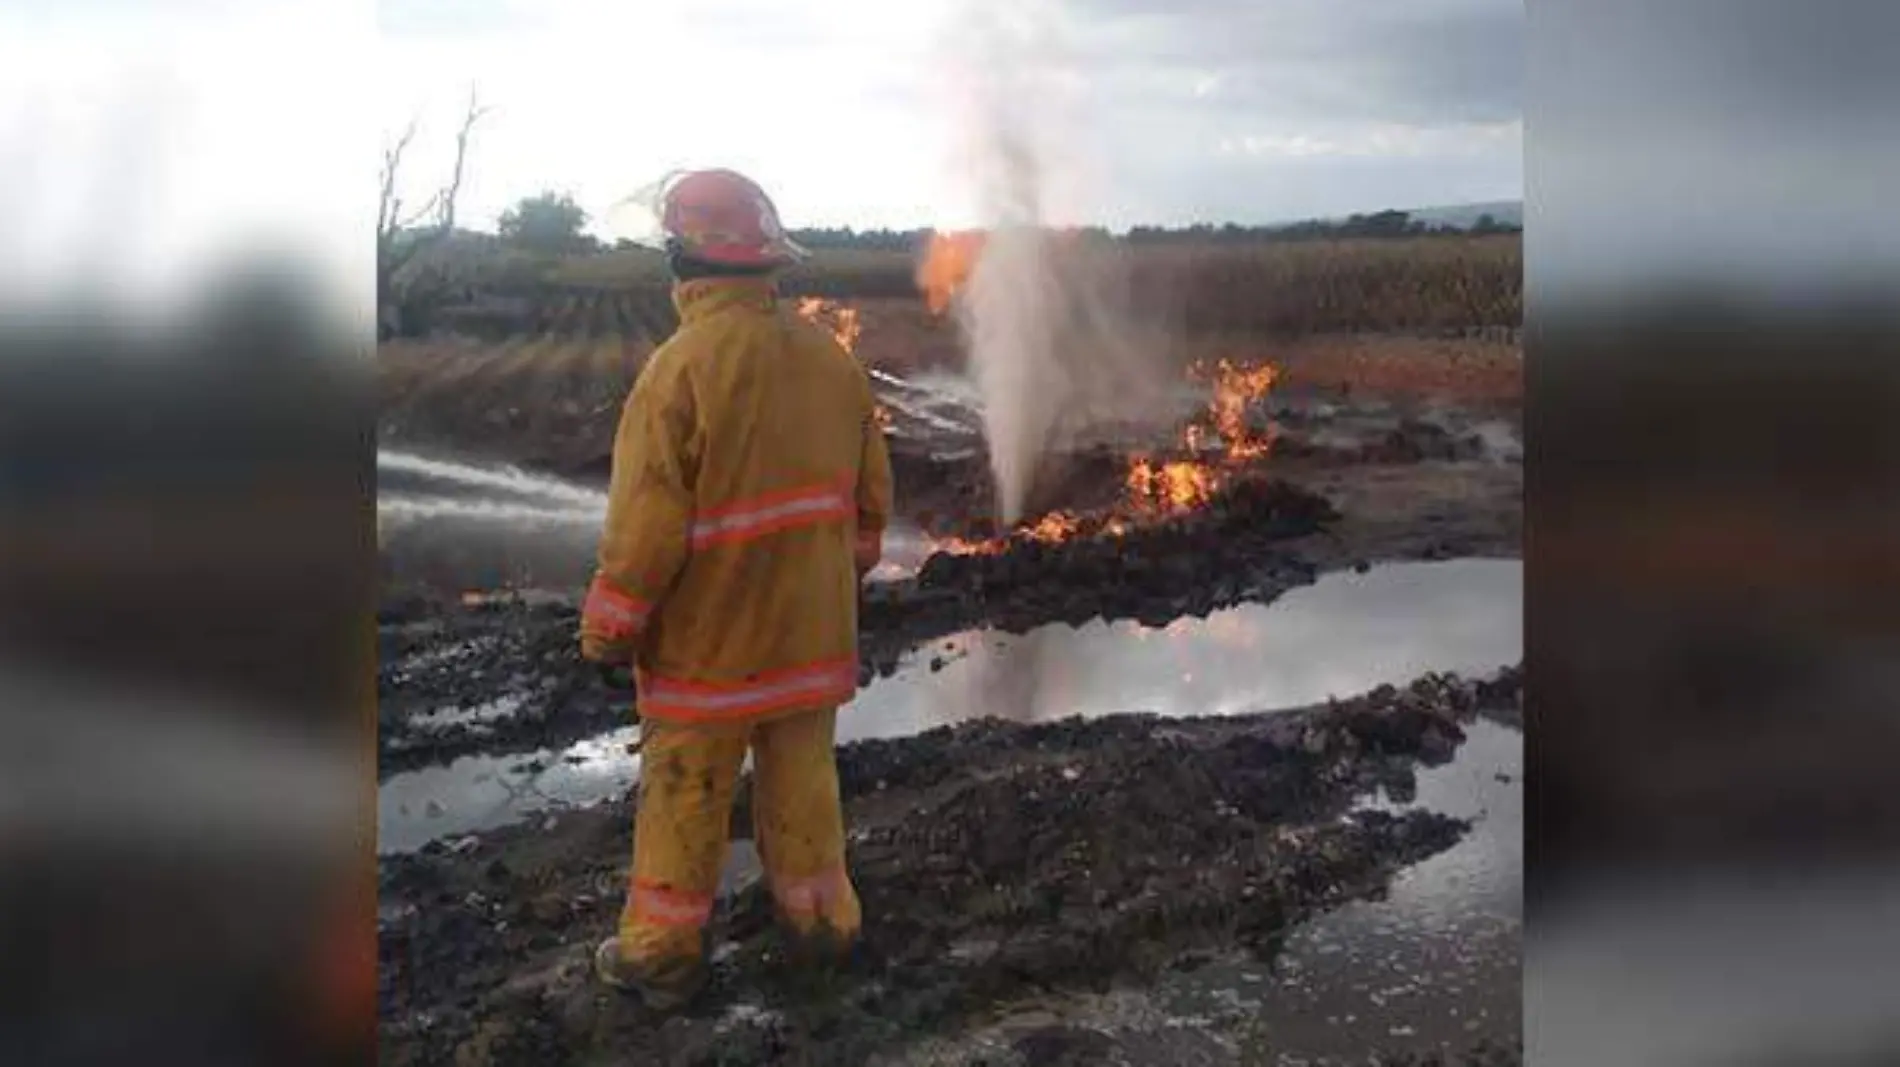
[937,2,1172,526]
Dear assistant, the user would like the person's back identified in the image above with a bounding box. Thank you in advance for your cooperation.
[626,279,878,712]
[577,169,892,1010]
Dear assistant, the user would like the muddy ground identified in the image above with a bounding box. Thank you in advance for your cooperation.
[379,666,1523,1067]
[378,327,1524,1064]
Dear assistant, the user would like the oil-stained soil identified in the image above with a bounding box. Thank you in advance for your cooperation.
[378,666,1523,1067]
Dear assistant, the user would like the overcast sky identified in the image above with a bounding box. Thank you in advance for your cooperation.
[0,0,1520,308]
[382,0,1522,236]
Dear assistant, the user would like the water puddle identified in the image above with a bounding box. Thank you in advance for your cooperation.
[379,558,1520,855]
[379,728,642,854]
[1146,718,1521,1060]
[842,558,1520,741]
[928,719,1521,1063]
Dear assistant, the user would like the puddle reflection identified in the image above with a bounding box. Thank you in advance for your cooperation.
[379,559,1520,854]
[841,558,1521,741]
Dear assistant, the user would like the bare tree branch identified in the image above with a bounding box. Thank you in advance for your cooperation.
[379,88,488,288]
[377,86,489,337]
[397,190,445,231]
[378,116,420,244]
[432,87,491,234]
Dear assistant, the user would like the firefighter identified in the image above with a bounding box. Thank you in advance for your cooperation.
[580,168,893,1009]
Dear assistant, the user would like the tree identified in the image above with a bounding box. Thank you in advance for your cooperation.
[498,191,593,254]
[377,87,490,339]
[1471,212,1506,235]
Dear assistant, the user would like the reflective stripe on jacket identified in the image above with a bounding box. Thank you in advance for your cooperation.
[580,277,894,725]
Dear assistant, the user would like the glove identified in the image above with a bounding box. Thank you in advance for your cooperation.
[596,661,636,692]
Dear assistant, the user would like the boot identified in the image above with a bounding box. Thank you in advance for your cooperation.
[593,937,708,1012]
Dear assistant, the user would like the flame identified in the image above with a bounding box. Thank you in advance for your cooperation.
[1126,455,1219,516]
[796,297,886,428]
[916,230,985,316]
[935,534,1002,556]
[1110,358,1276,518]
[1185,358,1279,462]
[1024,511,1081,543]
[795,297,863,355]
[1207,359,1278,460]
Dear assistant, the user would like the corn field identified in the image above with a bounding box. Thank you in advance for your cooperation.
[1130,235,1521,336]
[408,233,1521,341]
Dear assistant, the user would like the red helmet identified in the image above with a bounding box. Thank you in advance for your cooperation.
[657,169,807,268]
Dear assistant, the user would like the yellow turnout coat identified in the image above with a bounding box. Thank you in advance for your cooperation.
[579,277,893,726]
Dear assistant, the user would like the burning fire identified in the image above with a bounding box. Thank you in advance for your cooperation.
[1199,359,1279,460]
[1117,358,1279,516]
[916,230,985,316]
[796,297,888,429]
[927,507,1138,557]
[923,356,1283,555]
[1024,511,1081,543]
[1125,456,1217,515]
[796,297,863,354]
[902,240,1283,554]
[935,534,1001,556]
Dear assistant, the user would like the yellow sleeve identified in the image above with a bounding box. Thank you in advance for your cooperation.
[580,354,697,662]
[854,375,895,576]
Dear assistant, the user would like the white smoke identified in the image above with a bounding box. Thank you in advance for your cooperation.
[938,1,1174,525]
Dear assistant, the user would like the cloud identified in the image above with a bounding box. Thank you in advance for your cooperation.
[376,0,1522,228]
[1065,0,1521,126]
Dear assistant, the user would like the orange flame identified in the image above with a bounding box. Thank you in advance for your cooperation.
[1126,455,1218,515]
[795,297,863,355]
[935,534,1002,556]
[916,230,985,316]
[1183,358,1279,462]
[1024,511,1081,543]
[1205,359,1278,460]
[796,297,887,429]
[929,509,1096,557]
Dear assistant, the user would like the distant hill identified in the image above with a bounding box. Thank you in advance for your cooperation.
[1406,200,1523,229]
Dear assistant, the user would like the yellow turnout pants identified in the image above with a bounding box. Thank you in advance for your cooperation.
[618,705,861,978]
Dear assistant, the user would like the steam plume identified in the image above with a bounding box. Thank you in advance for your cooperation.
[940,1,1173,525]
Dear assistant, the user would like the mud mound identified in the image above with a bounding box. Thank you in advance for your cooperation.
[869,477,1338,650]
[894,418,1500,545]
[378,669,1518,1067]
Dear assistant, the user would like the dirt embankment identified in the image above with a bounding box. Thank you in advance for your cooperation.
[378,666,1523,1067]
